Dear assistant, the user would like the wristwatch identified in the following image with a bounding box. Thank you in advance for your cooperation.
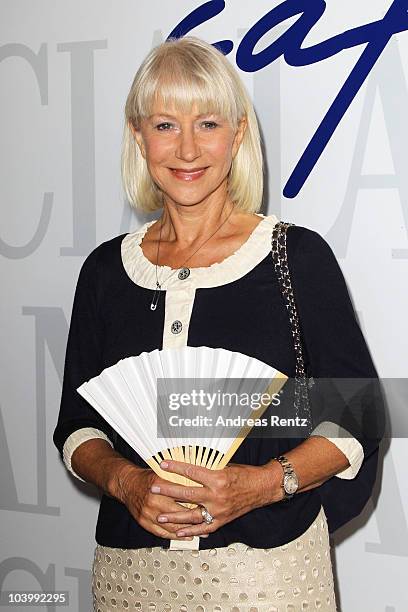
[275,455,299,501]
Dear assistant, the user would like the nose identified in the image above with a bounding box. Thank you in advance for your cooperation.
[175,125,201,162]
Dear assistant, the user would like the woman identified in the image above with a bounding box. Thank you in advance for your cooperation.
[53,36,383,611]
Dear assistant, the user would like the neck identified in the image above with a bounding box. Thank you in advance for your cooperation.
[157,196,237,248]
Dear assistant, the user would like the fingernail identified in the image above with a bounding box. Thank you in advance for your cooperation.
[158,516,167,522]
[177,531,186,536]
[200,534,209,538]
[160,461,169,468]
[151,486,160,493]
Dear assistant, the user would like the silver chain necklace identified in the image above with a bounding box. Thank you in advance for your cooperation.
[150,205,235,311]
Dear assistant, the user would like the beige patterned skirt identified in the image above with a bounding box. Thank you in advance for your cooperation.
[91,505,337,611]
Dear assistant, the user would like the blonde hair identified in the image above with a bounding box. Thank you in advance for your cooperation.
[121,36,264,213]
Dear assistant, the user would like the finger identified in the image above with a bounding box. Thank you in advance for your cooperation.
[166,525,210,539]
[175,523,214,538]
[168,533,195,541]
[156,507,203,525]
[141,520,195,541]
[144,513,210,539]
[159,521,197,535]
[160,460,213,487]
[154,521,195,541]
[150,481,205,503]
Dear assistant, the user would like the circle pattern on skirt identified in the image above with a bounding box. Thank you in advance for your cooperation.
[92,506,337,611]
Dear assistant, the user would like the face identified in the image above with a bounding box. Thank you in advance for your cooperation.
[130,98,247,208]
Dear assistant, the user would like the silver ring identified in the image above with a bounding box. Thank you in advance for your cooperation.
[200,505,214,524]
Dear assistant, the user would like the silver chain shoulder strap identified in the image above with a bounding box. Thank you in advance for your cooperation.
[271,221,313,432]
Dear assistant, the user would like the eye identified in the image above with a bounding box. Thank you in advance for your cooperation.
[201,121,218,129]
[155,122,173,131]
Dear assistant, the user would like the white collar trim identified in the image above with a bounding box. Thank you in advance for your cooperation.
[121,213,280,290]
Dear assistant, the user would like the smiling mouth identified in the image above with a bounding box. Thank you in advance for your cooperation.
[170,167,208,181]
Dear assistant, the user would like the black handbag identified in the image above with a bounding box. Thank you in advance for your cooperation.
[270,221,380,534]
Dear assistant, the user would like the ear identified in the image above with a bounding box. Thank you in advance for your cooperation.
[129,120,146,159]
[232,115,248,159]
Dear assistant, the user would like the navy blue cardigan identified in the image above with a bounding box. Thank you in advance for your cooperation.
[53,223,383,547]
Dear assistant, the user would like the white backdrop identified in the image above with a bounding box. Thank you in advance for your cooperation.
[1,1,407,610]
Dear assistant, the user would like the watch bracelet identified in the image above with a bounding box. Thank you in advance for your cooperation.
[275,454,298,501]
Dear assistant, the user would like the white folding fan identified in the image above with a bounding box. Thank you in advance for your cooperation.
[77,346,287,550]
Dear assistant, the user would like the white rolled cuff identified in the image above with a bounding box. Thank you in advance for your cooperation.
[310,421,364,479]
[62,427,114,482]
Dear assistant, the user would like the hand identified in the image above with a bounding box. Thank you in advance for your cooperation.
[150,460,281,538]
[113,463,200,542]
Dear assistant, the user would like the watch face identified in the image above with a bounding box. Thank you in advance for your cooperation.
[284,474,299,495]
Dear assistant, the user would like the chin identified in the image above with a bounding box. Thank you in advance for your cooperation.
[164,192,213,207]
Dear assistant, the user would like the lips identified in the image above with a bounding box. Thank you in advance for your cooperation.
[170,167,208,181]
